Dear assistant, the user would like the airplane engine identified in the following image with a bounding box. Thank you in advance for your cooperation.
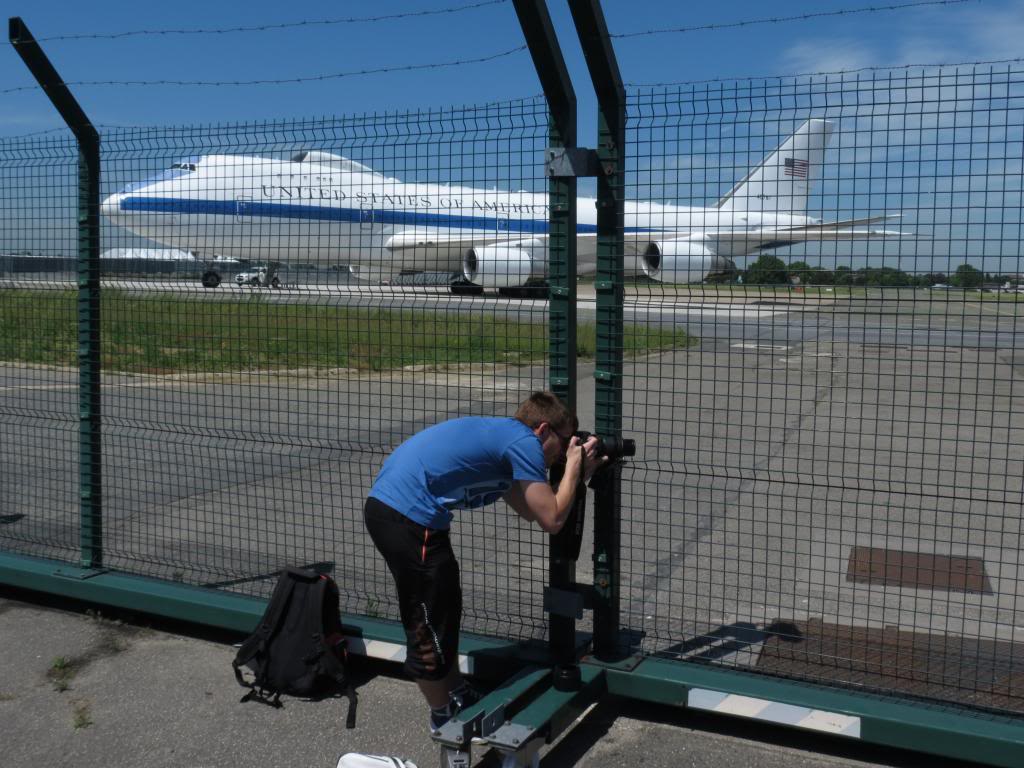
[641,241,735,284]
[462,245,537,289]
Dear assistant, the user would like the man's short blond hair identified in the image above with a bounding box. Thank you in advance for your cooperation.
[514,391,576,433]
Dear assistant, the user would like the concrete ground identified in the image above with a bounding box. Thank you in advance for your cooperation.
[0,587,984,768]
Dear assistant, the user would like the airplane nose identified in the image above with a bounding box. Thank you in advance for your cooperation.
[100,193,123,220]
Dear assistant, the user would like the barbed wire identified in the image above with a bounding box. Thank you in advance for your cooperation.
[21,0,974,47]
[612,0,977,39]
[5,54,1019,141]
[0,125,79,140]
[0,0,983,101]
[626,56,1024,88]
[0,46,528,95]
[32,0,509,42]
[6,48,1009,98]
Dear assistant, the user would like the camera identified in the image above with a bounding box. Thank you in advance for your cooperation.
[574,430,636,461]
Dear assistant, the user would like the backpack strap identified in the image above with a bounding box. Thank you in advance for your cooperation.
[307,576,329,648]
[238,687,284,708]
[314,575,357,729]
[232,573,301,689]
[343,685,357,729]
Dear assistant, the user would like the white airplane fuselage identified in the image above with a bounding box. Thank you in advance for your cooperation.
[101,120,905,287]
[103,156,785,276]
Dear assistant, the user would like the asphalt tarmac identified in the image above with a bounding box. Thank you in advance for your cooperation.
[1,282,1021,766]
[0,588,984,768]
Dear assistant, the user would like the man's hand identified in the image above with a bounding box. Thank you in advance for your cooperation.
[507,434,610,534]
[567,434,609,483]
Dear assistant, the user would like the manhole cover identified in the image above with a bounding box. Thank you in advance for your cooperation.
[846,546,992,594]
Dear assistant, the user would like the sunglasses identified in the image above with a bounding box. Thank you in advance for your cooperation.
[552,427,574,450]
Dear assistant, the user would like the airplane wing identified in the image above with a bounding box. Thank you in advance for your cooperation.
[383,230,546,252]
[382,230,565,282]
[379,230,560,285]
[799,214,901,230]
[654,215,910,253]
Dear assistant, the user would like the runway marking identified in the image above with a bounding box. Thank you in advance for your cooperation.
[779,353,835,363]
[0,380,216,393]
[638,308,788,319]
[622,302,790,319]
[964,300,1024,317]
[0,383,77,392]
[731,343,792,351]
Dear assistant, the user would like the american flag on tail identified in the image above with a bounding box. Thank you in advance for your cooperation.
[784,157,809,178]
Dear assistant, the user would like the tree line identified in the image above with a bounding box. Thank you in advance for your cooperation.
[729,255,1017,288]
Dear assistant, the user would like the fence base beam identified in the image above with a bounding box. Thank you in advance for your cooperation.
[6,548,1022,766]
[0,551,540,679]
[597,656,1024,768]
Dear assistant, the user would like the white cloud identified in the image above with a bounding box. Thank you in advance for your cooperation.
[780,39,880,75]
[779,1,1024,76]
[896,3,1024,64]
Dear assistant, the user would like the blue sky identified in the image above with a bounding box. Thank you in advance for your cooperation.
[3,0,1024,275]
[2,0,1019,138]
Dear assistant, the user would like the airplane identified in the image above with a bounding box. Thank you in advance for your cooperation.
[100,119,906,295]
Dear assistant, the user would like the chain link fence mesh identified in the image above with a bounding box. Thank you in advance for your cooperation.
[621,67,1024,714]
[1,97,557,643]
[3,65,1023,715]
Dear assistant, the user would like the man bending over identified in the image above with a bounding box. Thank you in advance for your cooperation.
[364,391,605,733]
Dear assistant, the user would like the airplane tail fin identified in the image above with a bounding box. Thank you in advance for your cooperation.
[716,119,833,214]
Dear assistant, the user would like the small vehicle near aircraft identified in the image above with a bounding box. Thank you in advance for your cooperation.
[234,267,281,288]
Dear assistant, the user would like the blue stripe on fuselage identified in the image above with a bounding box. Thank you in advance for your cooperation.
[118,196,610,235]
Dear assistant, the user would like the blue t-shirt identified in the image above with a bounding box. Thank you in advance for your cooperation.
[369,416,548,530]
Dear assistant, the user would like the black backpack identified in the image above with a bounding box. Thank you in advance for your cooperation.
[232,567,357,728]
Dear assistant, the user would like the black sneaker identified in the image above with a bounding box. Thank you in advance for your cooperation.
[430,709,485,744]
[448,682,481,713]
[445,684,487,744]
[429,704,452,736]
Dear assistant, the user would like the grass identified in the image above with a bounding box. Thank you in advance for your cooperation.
[971,291,1024,303]
[71,700,93,729]
[48,656,75,692]
[0,289,694,374]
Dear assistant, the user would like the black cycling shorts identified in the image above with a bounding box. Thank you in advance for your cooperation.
[364,496,461,682]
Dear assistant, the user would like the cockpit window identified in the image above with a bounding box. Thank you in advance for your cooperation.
[290,150,381,176]
[169,162,197,172]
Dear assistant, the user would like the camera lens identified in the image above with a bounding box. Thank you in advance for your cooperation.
[573,431,635,461]
[604,437,636,458]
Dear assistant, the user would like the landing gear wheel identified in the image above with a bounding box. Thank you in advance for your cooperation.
[271,277,281,288]
[498,284,547,299]
[450,281,484,296]
[201,271,221,288]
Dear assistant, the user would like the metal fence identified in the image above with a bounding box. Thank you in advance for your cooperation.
[1,98,558,644]
[622,67,1024,714]
[0,131,80,560]
[2,63,1023,748]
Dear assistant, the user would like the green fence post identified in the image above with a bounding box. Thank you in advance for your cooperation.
[512,0,580,670]
[9,17,103,569]
[568,0,626,661]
